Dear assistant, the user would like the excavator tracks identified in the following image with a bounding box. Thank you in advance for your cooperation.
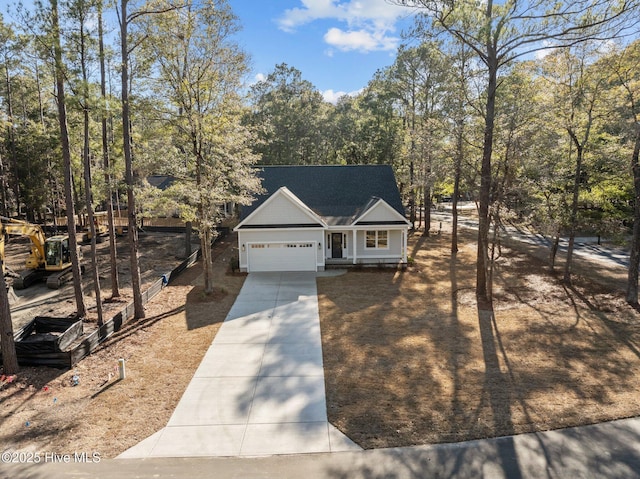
[13,269,45,289]
[45,267,74,289]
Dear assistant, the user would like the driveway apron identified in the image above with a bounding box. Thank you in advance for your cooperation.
[120,272,360,458]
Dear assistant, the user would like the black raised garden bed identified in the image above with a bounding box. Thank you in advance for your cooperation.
[14,315,83,360]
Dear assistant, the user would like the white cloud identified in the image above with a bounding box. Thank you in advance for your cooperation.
[322,88,363,104]
[535,41,556,60]
[324,27,399,52]
[278,0,339,32]
[322,89,348,104]
[255,73,266,82]
[277,0,406,54]
[278,0,404,29]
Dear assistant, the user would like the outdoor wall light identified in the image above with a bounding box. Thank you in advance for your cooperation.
[242,244,245,251]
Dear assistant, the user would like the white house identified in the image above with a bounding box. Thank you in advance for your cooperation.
[234,165,410,273]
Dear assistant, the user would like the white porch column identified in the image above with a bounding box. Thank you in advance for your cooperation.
[403,228,408,263]
[352,229,357,265]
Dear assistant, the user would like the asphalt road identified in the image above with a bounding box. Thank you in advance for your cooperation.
[431,208,630,271]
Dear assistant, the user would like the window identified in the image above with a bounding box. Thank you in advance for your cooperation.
[378,231,388,248]
[366,231,376,248]
[365,230,389,249]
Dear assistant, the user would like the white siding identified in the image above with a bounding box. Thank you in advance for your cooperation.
[244,194,317,226]
[356,229,404,260]
[356,200,406,224]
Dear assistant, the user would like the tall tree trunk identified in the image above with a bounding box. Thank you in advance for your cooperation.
[409,94,417,229]
[409,155,416,228]
[550,232,560,271]
[626,127,640,304]
[452,119,463,254]
[424,156,431,236]
[476,56,497,307]
[82,108,103,325]
[51,0,86,318]
[0,262,18,374]
[194,147,214,293]
[201,225,214,294]
[418,187,424,231]
[79,12,104,326]
[4,60,20,215]
[99,4,120,299]
[185,221,192,257]
[0,153,8,218]
[35,59,45,128]
[120,0,144,319]
[564,138,585,284]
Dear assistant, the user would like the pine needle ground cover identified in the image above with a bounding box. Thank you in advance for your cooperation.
[318,229,640,449]
[1,228,639,457]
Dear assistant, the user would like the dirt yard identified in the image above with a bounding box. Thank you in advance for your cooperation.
[0,233,243,458]
[2,224,640,458]
[6,231,198,330]
[318,228,640,449]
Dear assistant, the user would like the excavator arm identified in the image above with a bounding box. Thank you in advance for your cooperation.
[1,217,77,289]
[0,217,47,270]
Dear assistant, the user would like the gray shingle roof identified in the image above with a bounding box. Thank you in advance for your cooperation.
[241,165,406,226]
[146,175,176,190]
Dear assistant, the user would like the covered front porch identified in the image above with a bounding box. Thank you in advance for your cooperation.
[324,227,408,267]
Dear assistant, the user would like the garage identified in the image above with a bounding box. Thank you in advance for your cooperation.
[247,242,317,272]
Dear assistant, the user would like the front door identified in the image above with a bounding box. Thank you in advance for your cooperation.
[331,233,343,259]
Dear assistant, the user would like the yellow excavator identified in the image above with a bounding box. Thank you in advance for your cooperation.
[82,211,109,243]
[0,217,80,289]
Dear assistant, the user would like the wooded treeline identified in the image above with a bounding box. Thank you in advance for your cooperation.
[2,0,640,372]
[0,0,262,373]
[244,1,640,305]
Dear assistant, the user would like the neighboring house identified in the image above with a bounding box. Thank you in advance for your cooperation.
[234,165,410,272]
[146,175,176,191]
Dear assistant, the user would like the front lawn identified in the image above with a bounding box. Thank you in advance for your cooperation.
[318,229,640,448]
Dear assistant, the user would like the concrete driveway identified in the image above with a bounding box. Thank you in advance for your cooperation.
[120,272,360,458]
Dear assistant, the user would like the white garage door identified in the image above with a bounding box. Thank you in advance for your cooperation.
[248,242,317,272]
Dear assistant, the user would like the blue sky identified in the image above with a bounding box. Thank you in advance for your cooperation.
[230,0,418,103]
[2,0,418,104]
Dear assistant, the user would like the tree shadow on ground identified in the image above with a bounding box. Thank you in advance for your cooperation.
[319,228,640,454]
[92,305,186,353]
[184,232,246,331]
[184,286,229,330]
[318,236,473,448]
[565,283,640,360]
[324,417,640,478]
[476,300,523,479]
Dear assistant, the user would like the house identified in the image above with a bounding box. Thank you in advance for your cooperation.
[234,165,410,272]
[146,175,176,190]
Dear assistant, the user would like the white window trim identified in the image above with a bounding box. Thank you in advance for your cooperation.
[365,230,389,250]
